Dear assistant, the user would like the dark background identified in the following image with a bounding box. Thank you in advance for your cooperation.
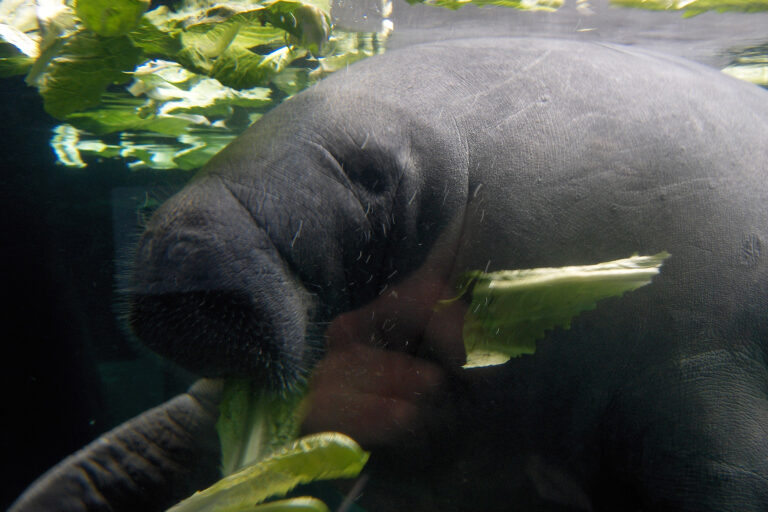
[3,0,768,509]
[0,75,192,508]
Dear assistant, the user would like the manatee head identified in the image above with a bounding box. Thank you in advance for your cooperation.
[126,176,317,391]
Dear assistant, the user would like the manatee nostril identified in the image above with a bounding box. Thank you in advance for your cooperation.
[128,289,306,391]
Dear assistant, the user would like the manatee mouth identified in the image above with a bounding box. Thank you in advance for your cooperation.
[128,289,307,391]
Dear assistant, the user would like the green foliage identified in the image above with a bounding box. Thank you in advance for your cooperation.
[127,18,183,56]
[259,1,330,54]
[5,0,766,170]
[0,0,379,170]
[409,0,768,16]
[169,377,367,512]
[36,31,142,118]
[722,44,768,87]
[404,0,563,11]
[74,0,150,37]
[0,51,33,76]
[442,253,670,368]
[166,432,369,512]
[610,0,768,16]
[237,497,330,512]
[217,379,308,476]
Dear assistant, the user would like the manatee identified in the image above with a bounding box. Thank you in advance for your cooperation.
[12,38,768,511]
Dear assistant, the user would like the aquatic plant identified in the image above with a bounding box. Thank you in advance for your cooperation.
[0,0,384,169]
[610,0,768,17]
[404,0,562,11]
[604,0,768,87]
[408,0,768,15]
[722,44,768,87]
[2,0,765,170]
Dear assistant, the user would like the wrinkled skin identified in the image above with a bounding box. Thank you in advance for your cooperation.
[12,38,768,511]
[9,379,223,512]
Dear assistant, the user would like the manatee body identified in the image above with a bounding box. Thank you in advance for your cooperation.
[13,38,768,511]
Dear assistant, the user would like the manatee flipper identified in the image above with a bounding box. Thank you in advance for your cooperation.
[9,379,222,512]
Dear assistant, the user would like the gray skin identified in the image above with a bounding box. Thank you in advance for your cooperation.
[12,38,768,511]
[9,379,223,512]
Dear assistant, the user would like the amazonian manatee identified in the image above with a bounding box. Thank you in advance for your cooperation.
[12,38,768,512]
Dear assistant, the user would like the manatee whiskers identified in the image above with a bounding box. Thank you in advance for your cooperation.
[128,289,312,391]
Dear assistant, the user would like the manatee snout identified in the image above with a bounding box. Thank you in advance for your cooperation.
[127,181,315,391]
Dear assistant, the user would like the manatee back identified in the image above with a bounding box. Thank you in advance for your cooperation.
[224,37,768,316]
[235,39,768,508]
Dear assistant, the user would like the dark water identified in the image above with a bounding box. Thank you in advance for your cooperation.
[2,0,767,509]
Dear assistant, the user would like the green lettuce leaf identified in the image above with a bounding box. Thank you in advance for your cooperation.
[52,123,242,170]
[245,497,330,512]
[259,1,330,54]
[443,252,670,368]
[723,63,768,86]
[1,0,395,170]
[217,378,308,476]
[0,20,38,61]
[62,93,196,136]
[0,50,33,77]
[721,44,768,88]
[404,0,563,12]
[173,2,328,90]
[610,0,768,16]
[74,0,150,37]
[127,17,183,56]
[127,59,273,116]
[35,29,142,118]
[166,432,369,512]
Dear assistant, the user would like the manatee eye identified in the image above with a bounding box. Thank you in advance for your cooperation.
[128,289,306,391]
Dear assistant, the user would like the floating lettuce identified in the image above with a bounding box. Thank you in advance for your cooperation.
[7,0,765,170]
[1,0,577,171]
[0,0,387,170]
[722,44,768,88]
[442,252,670,368]
[409,0,768,19]
[404,0,563,11]
[610,0,768,16]
[75,0,150,37]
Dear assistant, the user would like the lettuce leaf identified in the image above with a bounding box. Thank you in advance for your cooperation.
[217,379,308,476]
[442,252,670,368]
[721,44,768,88]
[167,376,368,511]
[35,29,142,118]
[166,432,369,512]
[240,496,330,512]
[74,0,150,37]
[404,0,563,12]
[610,0,768,16]
[0,0,343,170]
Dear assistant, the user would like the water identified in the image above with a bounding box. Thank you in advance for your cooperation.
[388,0,768,69]
[3,0,768,510]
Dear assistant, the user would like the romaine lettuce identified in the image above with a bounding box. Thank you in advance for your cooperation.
[442,252,671,368]
[167,431,368,512]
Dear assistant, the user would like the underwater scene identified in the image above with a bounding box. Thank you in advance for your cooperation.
[3,0,768,510]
